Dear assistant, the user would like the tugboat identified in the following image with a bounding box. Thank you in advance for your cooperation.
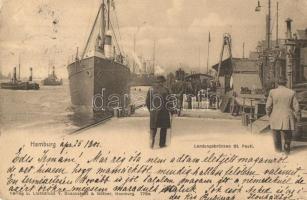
[0,67,40,90]
[67,0,130,116]
[42,66,63,86]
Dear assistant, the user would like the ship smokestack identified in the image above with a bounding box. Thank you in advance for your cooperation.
[52,66,55,76]
[75,47,79,60]
[13,67,17,82]
[29,67,33,81]
[286,18,293,39]
[104,30,113,59]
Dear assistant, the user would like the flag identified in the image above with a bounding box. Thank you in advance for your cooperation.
[208,32,211,43]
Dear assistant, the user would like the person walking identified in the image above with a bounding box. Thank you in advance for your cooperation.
[265,76,300,154]
[146,75,173,148]
[171,79,185,116]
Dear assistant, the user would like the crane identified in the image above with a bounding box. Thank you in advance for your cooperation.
[208,33,234,111]
[216,33,232,80]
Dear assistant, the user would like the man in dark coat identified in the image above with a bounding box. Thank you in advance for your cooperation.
[146,75,173,148]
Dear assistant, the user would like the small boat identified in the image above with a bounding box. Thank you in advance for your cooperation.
[42,66,63,86]
[0,67,39,90]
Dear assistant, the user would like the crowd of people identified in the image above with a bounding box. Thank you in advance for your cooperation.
[146,73,302,154]
[145,73,217,148]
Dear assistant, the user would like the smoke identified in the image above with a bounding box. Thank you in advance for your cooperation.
[154,64,165,75]
[128,49,165,75]
[0,0,3,12]
[130,51,142,73]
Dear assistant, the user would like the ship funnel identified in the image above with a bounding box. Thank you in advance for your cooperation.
[29,67,33,81]
[52,66,55,76]
[13,67,17,81]
[285,18,293,39]
[104,30,113,59]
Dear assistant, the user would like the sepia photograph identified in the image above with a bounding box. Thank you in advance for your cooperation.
[0,0,307,199]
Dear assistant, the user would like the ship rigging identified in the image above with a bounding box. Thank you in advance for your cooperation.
[67,0,131,116]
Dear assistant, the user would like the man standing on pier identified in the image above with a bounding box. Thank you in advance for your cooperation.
[146,75,173,148]
[265,76,300,154]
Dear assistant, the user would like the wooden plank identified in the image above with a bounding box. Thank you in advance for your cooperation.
[252,115,270,133]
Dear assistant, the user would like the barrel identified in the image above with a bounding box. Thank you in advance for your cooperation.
[113,108,122,118]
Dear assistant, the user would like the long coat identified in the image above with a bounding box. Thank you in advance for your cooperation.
[146,85,172,129]
[265,85,300,130]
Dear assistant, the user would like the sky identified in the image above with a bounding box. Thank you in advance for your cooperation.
[1,0,307,78]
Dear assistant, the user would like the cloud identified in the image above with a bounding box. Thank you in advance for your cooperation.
[1,0,307,78]
[167,0,184,25]
[0,0,3,11]
[155,64,165,75]
[188,12,229,35]
[158,37,175,46]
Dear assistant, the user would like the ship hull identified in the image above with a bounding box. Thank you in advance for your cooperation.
[0,82,39,90]
[42,79,63,86]
[67,56,130,116]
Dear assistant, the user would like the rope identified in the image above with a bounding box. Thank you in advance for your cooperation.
[81,5,102,59]
[114,8,122,44]
[110,20,123,56]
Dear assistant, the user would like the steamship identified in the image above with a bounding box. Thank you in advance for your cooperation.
[0,67,39,90]
[42,66,63,86]
[67,0,130,116]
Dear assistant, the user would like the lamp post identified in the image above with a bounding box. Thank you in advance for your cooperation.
[255,0,275,89]
[255,0,271,49]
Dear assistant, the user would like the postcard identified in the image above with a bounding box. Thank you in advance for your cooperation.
[0,0,307,199]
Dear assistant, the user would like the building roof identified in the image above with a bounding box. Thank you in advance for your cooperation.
[232,73,262,95]
[212,58,232,76]
[232,58,258,73]
[185,73,213,80]
[212,58,258,75]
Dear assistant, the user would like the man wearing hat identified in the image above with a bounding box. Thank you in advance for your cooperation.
[265,76,300,154]
[146,75,174,148]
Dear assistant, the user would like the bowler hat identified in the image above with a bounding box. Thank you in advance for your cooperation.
[277,76,287,85]
[156,75,166,83]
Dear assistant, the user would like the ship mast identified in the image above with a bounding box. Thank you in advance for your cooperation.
[48,60,50,76]
[101,0,106,50]
[152,39,156,75]
[81,2,105,59]
[18,54,21,80]
[107,0,110,30]
[268,0,271,49]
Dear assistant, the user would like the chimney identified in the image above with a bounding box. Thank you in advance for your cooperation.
[266,15,270,48]
[13,67,17,81]
[75,47,79,60]
[285,18,293,39]
[29,67,33,81]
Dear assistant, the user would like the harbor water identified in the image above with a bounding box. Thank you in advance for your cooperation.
[0,80,149,134]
